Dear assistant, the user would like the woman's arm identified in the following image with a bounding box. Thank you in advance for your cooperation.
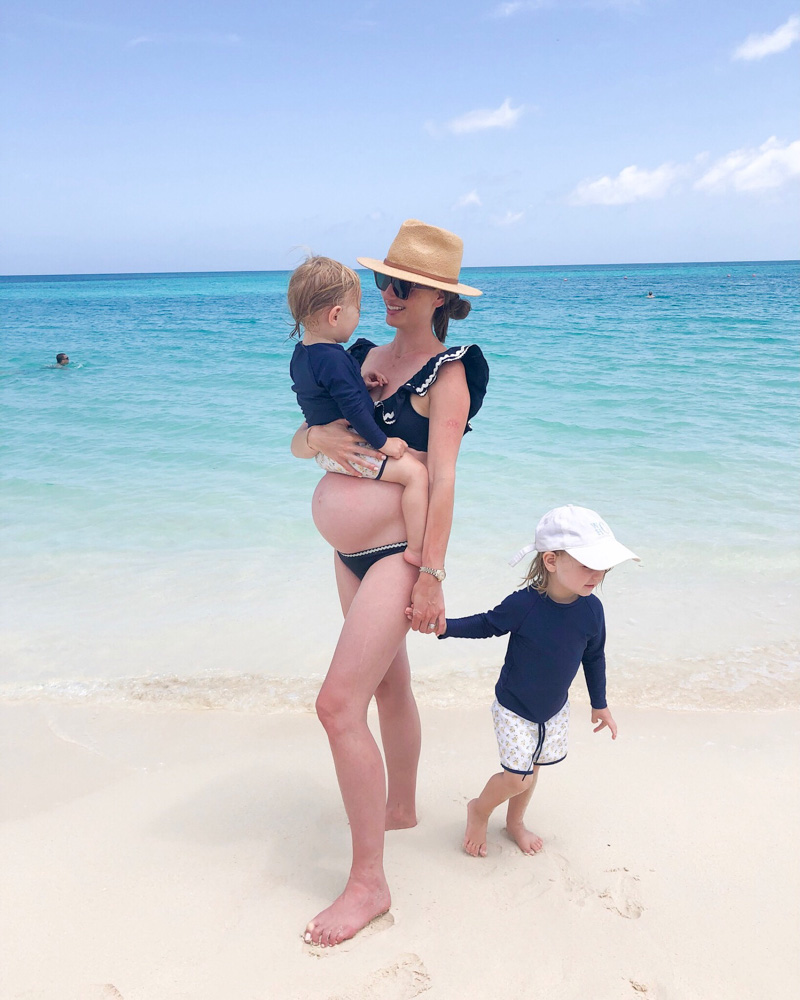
[408,361,470,634]
[290,419,384,474]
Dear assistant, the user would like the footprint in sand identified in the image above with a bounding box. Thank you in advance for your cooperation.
[549,852,594,905]
[600,868,644,919]
[627,978,654,996]
[549,855,643,918]
[303,912,395,958]
[328,953,431,1000]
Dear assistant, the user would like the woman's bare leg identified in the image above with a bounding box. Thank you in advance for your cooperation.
[375,642,421,830]
[334,559,421,831]
[304,553,417,947]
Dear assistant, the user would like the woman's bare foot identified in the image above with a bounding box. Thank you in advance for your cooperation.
[506,821,543,855]
[304,876,391,948]
[463,798,489,857]
[385,804,417,830]
[403,548,422,568]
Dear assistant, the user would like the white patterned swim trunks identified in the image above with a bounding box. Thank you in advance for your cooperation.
[491,698,570,773]
[315,449,387,480]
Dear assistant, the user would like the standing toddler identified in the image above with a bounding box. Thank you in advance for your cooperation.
[433,505,638,857]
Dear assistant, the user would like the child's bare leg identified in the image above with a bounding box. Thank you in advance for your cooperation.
[505,766,543,854]
[464,769,530,858]
[378,455,428,567]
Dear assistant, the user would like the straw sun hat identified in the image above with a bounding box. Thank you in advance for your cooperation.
[357,219,482,297]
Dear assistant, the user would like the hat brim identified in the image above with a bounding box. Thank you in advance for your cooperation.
[565,539,640,571]
[356,256,482,297]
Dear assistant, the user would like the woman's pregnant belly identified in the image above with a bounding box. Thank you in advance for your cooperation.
[312,473,407,553]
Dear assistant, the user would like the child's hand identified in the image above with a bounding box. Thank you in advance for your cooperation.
[363,370,388,390]
[405,606,444,635]
[591,708,617,739]
[381,436,407,460]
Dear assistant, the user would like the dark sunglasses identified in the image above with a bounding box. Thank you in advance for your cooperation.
[373,272,429,300]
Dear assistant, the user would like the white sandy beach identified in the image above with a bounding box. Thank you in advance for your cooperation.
[1,700,798,1000]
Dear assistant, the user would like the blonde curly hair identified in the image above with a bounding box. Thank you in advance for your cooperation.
[287,256,361,339]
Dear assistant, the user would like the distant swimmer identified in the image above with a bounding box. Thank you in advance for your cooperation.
[55,353,69,366]
[647,292,654,298]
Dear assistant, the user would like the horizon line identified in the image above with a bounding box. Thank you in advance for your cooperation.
[2,258,798,280]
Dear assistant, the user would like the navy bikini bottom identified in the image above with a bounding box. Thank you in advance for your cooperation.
[336,542,408,580]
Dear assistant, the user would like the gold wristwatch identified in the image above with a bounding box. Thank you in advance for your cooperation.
[419,566,446,583]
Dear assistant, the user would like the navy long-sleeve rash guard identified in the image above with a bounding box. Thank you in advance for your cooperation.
[440,588,607,723]
[290,341,388,449]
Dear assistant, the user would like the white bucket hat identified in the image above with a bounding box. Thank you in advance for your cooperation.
[509,505,640,571]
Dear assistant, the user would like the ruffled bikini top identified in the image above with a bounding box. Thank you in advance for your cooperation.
[348,338,489,453]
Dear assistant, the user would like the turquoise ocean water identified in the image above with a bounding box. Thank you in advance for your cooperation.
[2,262,798,711]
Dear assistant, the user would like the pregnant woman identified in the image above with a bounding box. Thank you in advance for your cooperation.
[291,219,489,946]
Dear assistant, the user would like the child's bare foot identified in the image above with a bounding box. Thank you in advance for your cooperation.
[403,548,422,568]
[463,798,489,857]
[303,876,391,948]
[506,821,543,855]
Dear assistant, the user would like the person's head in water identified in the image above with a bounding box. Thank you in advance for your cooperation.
[56,353,69,366]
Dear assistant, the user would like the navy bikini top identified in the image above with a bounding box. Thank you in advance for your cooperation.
[348,338,490,453]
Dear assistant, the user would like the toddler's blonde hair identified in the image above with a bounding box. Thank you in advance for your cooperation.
[522,550,608,593]
[521,552,555,594]
[287,256,361,338]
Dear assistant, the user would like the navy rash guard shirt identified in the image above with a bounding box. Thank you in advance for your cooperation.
[290,341,388,449]
[441,588,607,723]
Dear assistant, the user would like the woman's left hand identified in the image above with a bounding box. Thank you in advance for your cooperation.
[408,572,445,635]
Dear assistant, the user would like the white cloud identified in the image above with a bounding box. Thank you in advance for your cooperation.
[491,2,528,16]
[492,210,524,226]
[127,32,242,47]
[445,98,523,134]
[454,190,482,208]
[695,137,800,193]
[569,138,800,206]
[490,0,638,14]
[38,13,106,32]
[569,163,684,205]
[733,14,800,60]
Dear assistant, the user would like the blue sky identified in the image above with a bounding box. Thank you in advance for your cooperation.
[2,1,798,273]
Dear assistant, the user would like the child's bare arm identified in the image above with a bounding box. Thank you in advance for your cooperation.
[591,707,617,739]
